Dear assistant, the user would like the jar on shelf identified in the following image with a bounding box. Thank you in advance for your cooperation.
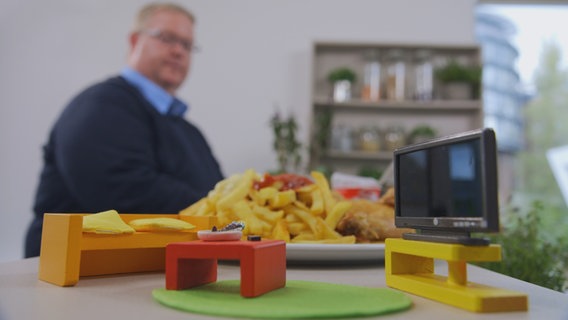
[358,126,381,152]
[361,50,381,102]
[385,49,406,101]
[331,124,354,152]
[412,49,434,101]
[384,126,406,151]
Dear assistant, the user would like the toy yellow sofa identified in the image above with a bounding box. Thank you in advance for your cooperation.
[38,213,216,287]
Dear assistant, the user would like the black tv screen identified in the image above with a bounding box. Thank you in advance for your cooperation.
[394,128,499,245]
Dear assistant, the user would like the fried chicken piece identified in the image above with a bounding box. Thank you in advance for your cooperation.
[335,188,413,243]
[377,187,395,206]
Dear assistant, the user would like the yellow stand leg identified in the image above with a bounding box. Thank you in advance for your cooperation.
[385,238,528,312]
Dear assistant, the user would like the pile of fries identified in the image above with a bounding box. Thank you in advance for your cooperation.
[180,169,356,244]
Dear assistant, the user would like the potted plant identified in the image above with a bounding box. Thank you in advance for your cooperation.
[435,61,482,99]
[475,201,568,292]
[408,125,437,144]
[327,67,356,102]
[270,111,302,174]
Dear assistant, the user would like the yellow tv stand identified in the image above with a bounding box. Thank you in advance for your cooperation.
[385,238,528,312]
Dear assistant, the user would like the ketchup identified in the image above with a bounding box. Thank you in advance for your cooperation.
[253,173,313,191]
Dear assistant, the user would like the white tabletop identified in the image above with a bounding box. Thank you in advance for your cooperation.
[0,258,566,320]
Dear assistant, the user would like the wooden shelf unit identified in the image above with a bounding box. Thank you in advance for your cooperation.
[309,42,483,177]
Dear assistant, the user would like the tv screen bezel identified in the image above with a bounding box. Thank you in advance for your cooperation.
[394,128,499,234]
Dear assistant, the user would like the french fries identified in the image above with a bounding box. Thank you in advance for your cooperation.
[179,170,354,244]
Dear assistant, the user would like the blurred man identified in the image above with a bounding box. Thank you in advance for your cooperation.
[25,3,223,257]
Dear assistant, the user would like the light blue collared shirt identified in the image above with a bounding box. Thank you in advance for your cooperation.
[120,67,188,116]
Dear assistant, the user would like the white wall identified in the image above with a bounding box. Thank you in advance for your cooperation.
[0,0,477,262]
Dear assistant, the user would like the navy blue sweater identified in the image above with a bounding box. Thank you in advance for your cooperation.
[25,76,224,257]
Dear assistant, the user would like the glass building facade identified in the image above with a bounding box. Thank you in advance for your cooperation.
[475,11,529,153]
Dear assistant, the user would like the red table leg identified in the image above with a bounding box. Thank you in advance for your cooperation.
[240,243,286,297]
[166,246,217,290]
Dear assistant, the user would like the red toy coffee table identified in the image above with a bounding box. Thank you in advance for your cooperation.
[165,239,286,297]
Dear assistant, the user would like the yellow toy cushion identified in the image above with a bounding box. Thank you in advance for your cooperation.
[82,210,135,234]
[128,218,196,232]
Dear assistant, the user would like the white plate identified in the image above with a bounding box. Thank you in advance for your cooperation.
[286,243,385,264]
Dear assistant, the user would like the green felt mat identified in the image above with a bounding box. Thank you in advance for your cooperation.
[153,280,412,318]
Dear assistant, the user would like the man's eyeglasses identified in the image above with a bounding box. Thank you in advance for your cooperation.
[141,29,200,53]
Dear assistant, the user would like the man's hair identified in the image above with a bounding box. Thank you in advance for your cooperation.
[133,3,195,32]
